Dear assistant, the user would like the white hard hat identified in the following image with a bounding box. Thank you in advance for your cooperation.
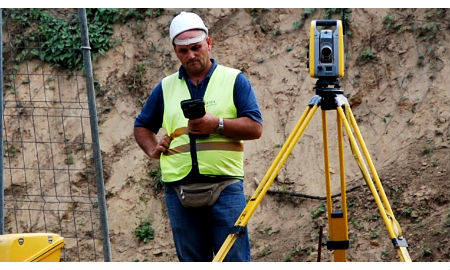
[169,11,208,44]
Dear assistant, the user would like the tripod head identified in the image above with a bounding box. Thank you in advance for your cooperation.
[315,77,341,90]
[310,77,346,111]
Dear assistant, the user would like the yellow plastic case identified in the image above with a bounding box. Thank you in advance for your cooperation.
[0,233,64,262]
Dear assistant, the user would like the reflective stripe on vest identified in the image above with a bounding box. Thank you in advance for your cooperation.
[160,65,244,182]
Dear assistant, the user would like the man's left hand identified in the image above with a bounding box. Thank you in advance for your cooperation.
[188,112,218,135]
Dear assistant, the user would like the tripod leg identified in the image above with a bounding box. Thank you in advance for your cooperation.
[321,110,333,226]
[337,105,411,262]
[213,104,319,262]
[251,105,314,198]
[321,110,349,262]
[337,110,348,227]
[334,110,350,261]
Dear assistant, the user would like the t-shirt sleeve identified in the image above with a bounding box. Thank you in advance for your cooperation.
[233,73,263,125]
[134,82,164,134]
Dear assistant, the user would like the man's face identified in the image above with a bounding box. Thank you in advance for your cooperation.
[173,30,212,76]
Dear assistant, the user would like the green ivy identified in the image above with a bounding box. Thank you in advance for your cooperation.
[3,8,164,70]
[323,8,352,33]
[134,220,155,243]
[292,8,316,30]
[310,203,326,219]
[359,49,376,61]
[4,9,120,70]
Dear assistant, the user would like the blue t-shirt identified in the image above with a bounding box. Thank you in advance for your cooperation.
[134,59,262,134]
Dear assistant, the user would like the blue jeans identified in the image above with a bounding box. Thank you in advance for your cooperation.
[164,180,251,262]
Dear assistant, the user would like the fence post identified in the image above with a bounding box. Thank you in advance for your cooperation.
[0,8,5,235]
[77,8,112,262]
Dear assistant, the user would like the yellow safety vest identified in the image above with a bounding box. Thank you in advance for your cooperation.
[160,65,244,182]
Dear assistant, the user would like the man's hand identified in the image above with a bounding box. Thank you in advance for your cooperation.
[134,127,171,160]
[188,113,262,140]
[188,112,218,135]
[150,134,171,159]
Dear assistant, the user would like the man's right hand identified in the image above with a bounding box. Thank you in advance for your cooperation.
[134,127,171,160]
[150,134,171,159]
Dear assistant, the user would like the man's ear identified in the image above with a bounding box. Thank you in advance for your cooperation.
[206,36,213,50]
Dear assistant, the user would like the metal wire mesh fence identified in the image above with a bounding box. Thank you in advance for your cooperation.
[1,8,110,261]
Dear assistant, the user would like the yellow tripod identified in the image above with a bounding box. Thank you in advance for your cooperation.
[213,81,411,262]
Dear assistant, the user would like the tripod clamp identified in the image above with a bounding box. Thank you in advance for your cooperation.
[309,78,348,111]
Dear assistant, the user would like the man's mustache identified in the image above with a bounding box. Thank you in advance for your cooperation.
[187,59,201,64]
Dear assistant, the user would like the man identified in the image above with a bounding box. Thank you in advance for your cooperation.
[134,11,262,262]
